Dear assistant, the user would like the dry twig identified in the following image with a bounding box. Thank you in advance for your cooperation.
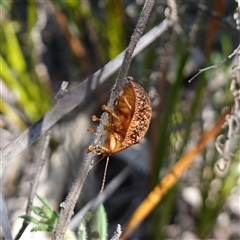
[188,44,240,83]
[0,191,13,240]
[53,1,155,239]
[69,167,131,231]
[14,82,69,240]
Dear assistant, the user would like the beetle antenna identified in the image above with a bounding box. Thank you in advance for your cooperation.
[100,155,110,193]
[92,155,105,168]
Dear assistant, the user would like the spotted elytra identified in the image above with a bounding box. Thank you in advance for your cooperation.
[88,77,152,191]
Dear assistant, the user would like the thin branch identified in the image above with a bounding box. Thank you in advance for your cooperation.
[53,1,155,239]
[68,167,131,231]
[103,0,157,109]
[14,82,69,240]
[1,18,169,169]
[0,190,13,240]
[167,0,182,34]
[188,44,240,83]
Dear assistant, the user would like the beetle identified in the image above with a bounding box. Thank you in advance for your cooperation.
[88,77,152,192]
[89,77,152,156]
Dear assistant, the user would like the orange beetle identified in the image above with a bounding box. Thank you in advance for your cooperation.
[89,77,152,156]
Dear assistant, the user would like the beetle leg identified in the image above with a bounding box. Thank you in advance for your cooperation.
[102,129,109,135]
[123,96,132,110]
[88,145,96,152]
[109,134,117,151]
[87,128,95,133]
[88,144,110,155]
[102,105,120,121]
[92,115,100,121]
[104,120,111,127]
[97,144,112,154]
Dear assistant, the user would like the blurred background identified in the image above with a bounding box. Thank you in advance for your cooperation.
[1,0,240,239]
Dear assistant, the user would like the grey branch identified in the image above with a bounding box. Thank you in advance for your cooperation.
[0,191,13,240]
[53,0,156,239]
[14,82,69,240]
[188,44,240,83]
[68,167,131,231]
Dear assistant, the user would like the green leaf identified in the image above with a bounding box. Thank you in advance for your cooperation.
[27,1,37,31]
[0,55,50,121]
[78,226,87,239]
[77,212,93,240]
[105,1,125,59]
[65,228,77,240]
[3,21,27,74]
[83,212,93,222]
[91,204,107,240]
[29,206,44,216]
[78,218,87,240]
[0,98,26,129]
[41,205,57,225]
[20,194,76,239]
[20,215,40,225]
[36,194,58,219]
[0,0,11,12]
[31,224,55,233]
